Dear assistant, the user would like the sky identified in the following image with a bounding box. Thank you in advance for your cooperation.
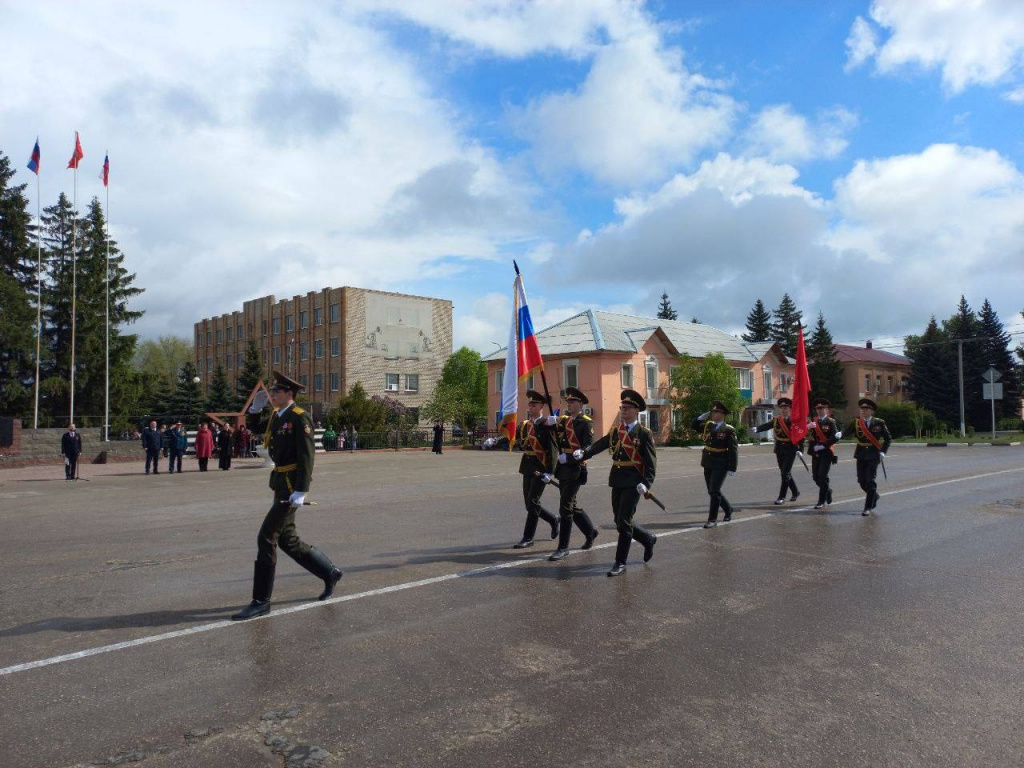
[4,0,1024,357]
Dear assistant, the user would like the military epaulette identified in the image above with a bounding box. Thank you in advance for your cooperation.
[293,406,306,415]
[581,414,592,421]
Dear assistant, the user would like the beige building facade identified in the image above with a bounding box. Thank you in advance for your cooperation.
[833,342,911,420]
[193,287,453,422]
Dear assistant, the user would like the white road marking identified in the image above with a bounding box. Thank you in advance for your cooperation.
[2,465,1022,678]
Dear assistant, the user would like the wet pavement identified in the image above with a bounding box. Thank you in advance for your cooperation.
[1,446,1023,767]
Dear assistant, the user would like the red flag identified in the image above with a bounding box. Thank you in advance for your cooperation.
[67,131,84,169]
[102,153,109,186]
[789,325,810,444]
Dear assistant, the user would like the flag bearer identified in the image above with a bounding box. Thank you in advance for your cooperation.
[750,396,803,504]
[548,387,599,561]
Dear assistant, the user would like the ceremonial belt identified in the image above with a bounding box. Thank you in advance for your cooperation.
[563,416,581,452]
[775,417,791,441]
[703,447,729,453]
[610,425,645,475]
[857,419,884,450]
[613,460,638,467]
[813,421,833,454]
[274,463,297,473]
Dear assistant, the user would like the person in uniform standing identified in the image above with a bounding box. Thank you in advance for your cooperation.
[233,371,343,621]
[167,422,186,474]
[694,402,739,528]
[141,420,161,475]
[575,388,656,576]
[512,389,560,549]
[749,396,803,505]
[806,398,839,510]
[61,423,82,481]
[548,387,599,561]
[841,398,892,516]
[217,424,234,470]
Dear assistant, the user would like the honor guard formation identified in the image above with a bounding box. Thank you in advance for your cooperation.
[229,378,894,617]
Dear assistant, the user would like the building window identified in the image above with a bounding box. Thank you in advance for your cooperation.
[864,374,870,394]
[649,409,660,432]
[273,346,281,365]
[672,409,685,430]
[196,332,202,347]
[875,375,882,393]
[226,355,233,370]
[261,319,267,335]
[206,331,211,345]
[237,353,243,368]
[736,368,753,389]
[330,337,340,357]
[314,339,323,359]
[762,366,773,399]
[272,317,280,335]
[385,373,400,391]
[621,364,633,388]
[314,373,323,392]
[526,374,535,390]
[314,307,322,326]
[286,345,293,364]
[299,342,308,361]
[495,369,504,393]
[887,375,893,394]
[405,374,419,393]
[299,374,307,389]
[248,322,254,335]
[299,311,308,330]
[261,350,267,364]
[227,327,234,343]
[563,362,578,389]
[329,303,340,323]
[216,329,223,344]
[330,372,339,391]
[207,358,212,373]
[779,373,790,393]
[286,315,294,333]
[645,360,658,391]
[237,324,243,340]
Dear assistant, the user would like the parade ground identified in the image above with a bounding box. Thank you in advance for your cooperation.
[2,445,1023,767]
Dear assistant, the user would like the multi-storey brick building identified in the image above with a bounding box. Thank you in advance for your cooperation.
[833,341,912,419]
[193,287,452,422]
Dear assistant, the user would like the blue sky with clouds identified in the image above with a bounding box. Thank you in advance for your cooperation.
[4,0,1024,355]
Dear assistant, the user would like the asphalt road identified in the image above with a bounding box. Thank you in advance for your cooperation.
[1,445,1023,767]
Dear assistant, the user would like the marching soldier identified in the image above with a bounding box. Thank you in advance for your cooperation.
[694,402,739,528]
[841,397,892,515]
[749,397,803,504]
[806,398,839,510]
[549,387,599,561]
[232,371,343,621]
[576,388,656,576]
[513,389,560,549]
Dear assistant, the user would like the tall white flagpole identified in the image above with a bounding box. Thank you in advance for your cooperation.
[104,153,110,442]
[70,139,78,425]
[33,157,42,429]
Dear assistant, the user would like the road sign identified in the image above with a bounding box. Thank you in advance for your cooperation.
[982,383,1003,399]
[982,367,1002,383]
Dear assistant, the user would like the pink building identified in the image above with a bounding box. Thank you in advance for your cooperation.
[483,310,794,444]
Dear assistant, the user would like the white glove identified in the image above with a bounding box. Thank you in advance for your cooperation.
[747,428,757,437]
[813,444,824,452]
[557,453,568,464]
[797,451,804,457]
[249,390,269,414]
[728,471,736,477]
[879,452,885,459]
[572,449,584,461]
[637,483,648,495]
[64,456,70,465]
[541,473,552,484]
[288,492,306,507]
[834,431,843,439]
[544,415,557,426]
[698,411,709,420]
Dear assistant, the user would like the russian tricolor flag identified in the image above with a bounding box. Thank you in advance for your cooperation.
[27,139,40,174]
[498,264,545,447]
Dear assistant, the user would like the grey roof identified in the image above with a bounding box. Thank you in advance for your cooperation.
[483,309,780,364]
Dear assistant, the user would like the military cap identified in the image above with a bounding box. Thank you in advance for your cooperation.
[814,398,831,408]
[525,389,546,405]
[619,388,646,411]
[777,397,793,407]
[710,400,729,415]
[269,370,304,393]
[858,397,877,410]
[563,386,589,405]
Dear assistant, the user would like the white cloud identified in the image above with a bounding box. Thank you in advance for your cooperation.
[848,0,1024,94]
[742,105,857,163]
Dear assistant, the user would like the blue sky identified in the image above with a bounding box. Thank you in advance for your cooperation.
[3,0,1024,356]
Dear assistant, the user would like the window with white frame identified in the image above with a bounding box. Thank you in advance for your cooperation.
[272,317,280,335]
[314,373,323,392]
[736,368,753,389]
[330,372,339,391]
[299,342,308,361]
[225,327,232,342]
[779,373,790,392]
[273,347,281,365]
[286,315,294,333]
[330,337,340,357]
[864,374,870,394]
[329,303,340,323]
[299,310,308,330]
[495,369,504,393]
[385,373,399,391]
[887,375,893,394]
[645,360,658,391]
[314,339,323,359]
[563,361,578,389]
[314,306,322,326]
[763,366,773,398]
[875,375,882,393]
[299,374,307,388]
[621,363,633,388]
[216,329,223,344]
[237,324,243,340]
[672,409,684,430]
[405,374,419,392]
[226,355,233,370]
[526,374,535,390]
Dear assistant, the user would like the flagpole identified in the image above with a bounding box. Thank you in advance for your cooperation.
[104,153,110,442]
[33,167,42,429]
[70,143,78,425]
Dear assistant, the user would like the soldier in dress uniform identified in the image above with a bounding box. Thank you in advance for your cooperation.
[548,387,599,561]
[749,396,803,505]
[806,398,840,510]
[512,389,560,549]
[576,388,656,576]
[232,371,343,621]
[841,397,892,516]
[693,401,739,528]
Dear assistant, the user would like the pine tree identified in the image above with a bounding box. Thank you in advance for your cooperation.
[771,293,803,357]
[907,316,956,426]
[170,360,203,425]
[807,312,846,410]
[0,151,37,418]
[977,299,1021,423]
[944,296,988,430]
[237,339,265,403]
[742,299,773,343]
[206,363,237,412]
[656,292,678,320]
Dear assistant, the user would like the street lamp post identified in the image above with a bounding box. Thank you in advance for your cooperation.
[190,376,201,427]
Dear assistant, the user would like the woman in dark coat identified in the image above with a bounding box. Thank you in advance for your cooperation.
[432,422,444,454]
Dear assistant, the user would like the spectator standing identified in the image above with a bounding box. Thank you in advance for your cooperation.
[61,423,83,481]
[218,424,234,470]
[432,422,444,455]
[159,425,170,458]
[323,425,337,451]
[167,422,187,474]
[350,425,358,451]
[142,420,162,475]
[194,423,214,471]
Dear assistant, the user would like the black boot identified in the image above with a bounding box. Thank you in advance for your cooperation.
[777,478,790,504]
[635,525,657,563]
[705,495,720,527]
[608,531,631,576]
[232,560,275,620]
[540,509,560,540]
[557,514,573,550]
[295,546,343,600]
[722,499,733,523]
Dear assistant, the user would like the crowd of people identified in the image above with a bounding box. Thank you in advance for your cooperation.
[136,419,261,474]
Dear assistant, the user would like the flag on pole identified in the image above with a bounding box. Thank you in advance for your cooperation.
[789,325,811,444]
[67,131,84,169]
[498,266,546,447]
[27,139,41,174]
[102,153,109,186]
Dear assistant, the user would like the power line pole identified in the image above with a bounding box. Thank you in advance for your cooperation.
[958,339,965,438]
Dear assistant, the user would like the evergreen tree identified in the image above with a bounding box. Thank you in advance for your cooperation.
[691,317,701,324]
[237,339,264,403]
[170,360,203,425]
[742,299,773,343]
[206,363,237,412]
[327,382,390,432]
[656,292,678,320]
[0,151,37,418]
[944,296,988,429]
[771,293,803,357]
[807,312,846,410]
[977,299,1021,423]
[907,316,957,426]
